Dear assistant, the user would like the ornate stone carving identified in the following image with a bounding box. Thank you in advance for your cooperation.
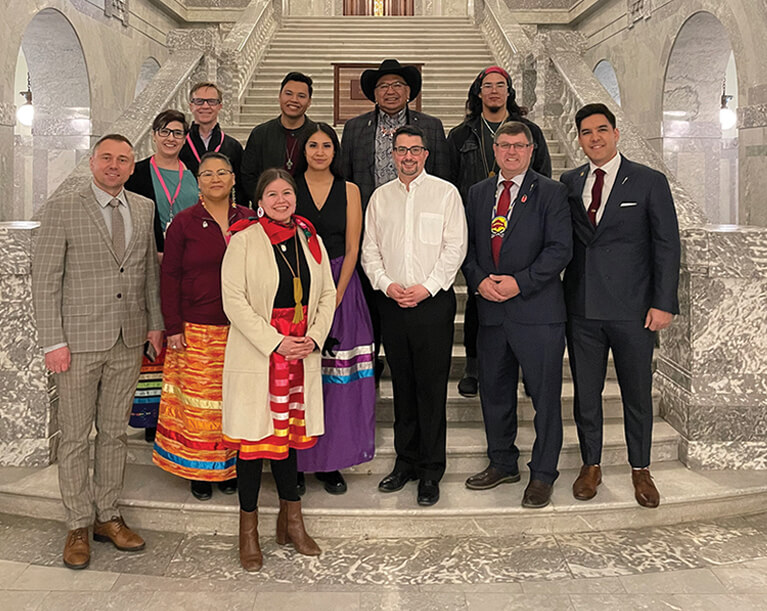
[0,102,16,128]
[627,0,652,29]
[104,0,129,26]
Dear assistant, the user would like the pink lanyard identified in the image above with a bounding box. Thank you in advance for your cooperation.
[185,129,225,163]
[150,156,183,220]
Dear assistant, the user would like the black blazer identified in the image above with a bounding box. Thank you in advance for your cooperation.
[124,158,165,252]
[340,108,450,209]
[560,155,681,321]
[462,169,572,326]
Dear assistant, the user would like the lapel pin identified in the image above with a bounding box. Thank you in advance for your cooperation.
[521,195,528,203]
[622,177,629,184]
[579,170,585,177]
[202,221,208,228]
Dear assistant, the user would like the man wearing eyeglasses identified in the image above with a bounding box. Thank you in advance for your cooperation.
[342,59,450,384]
[180,82,248,206]
[240,72,316,201]
[448,66,552,398]
[462,122,571,509]
[361,125,467,507]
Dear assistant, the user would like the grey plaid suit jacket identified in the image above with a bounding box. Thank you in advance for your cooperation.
[32,185,163,353]
[340,108,450,210]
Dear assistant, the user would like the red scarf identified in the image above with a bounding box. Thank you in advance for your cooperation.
[228,215,322,264]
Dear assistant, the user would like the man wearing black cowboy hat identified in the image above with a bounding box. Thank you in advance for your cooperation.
[342,59,450,384]
[448,66,551,399]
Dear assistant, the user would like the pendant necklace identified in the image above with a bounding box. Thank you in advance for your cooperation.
[479,113,506,178]
[285,134,298,170]
[274,236,304,323]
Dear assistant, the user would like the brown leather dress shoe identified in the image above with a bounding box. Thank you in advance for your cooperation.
[522,479,553,509]
[465,465,521,490]
[632,469,660,508]
[93,517,145,551]
[63,527,90,570]
[573,465,602,501]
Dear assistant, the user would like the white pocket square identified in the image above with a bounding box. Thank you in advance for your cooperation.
[620,202,637,207]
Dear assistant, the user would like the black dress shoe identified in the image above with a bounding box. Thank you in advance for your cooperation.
[417,480,440,506]
[191,480,212,501]
[316,471,347,495]
[522,479,553,509]
[465,465,521,490]
[378,469,416,492]
[457,374,478,398]
[217,478,237,495]
[144,427,156,443]
[297,471,306,497]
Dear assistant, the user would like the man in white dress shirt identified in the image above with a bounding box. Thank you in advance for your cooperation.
[362,125,467,506]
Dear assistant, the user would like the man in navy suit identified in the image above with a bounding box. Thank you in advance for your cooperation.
[463,122,572,509]
[560,103,680,508]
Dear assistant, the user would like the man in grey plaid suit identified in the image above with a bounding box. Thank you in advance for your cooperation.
[32,134,164,570]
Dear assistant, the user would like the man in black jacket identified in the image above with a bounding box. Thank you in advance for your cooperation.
[560,103,680,509]
[180,82,248,206]
[448,67,551,398]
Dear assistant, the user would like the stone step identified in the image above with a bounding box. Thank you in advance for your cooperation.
[122,420,678,473]
[374,378,656,423]
[3,461,766,538]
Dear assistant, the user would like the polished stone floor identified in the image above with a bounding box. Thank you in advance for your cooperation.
[2,511,767,609]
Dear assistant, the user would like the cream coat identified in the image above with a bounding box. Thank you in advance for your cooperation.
[221,222,336,442]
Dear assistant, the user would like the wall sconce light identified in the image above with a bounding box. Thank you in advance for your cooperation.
[719,78,736,131]
[16,73,34,127]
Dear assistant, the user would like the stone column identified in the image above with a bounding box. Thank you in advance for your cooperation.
[739,100,767,226]
[0,222,56,466]
[657,225,767,470]
[0,102,16,222]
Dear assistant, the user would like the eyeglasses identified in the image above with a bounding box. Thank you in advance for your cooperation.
[495,142,532,151]
[198,169,233,179]
[190,98,222,107]
[393,145,427,156]
[481,83,508,91]
[376,82,407,92]
[156,128,186,139]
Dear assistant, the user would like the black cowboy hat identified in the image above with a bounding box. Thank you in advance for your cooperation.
[360,59,422,103]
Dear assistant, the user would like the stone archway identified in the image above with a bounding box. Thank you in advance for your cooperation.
[14,8,91,219]
[594,60,621,106]
[662,11,737,225]
[134,57,161,98]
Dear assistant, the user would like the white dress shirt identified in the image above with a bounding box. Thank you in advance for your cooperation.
[494,170,527,210]
[362,170,468,297]
[581,152,622,225]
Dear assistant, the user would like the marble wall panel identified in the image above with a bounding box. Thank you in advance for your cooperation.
[0,439,52,467]
[687,403,767,442]
[683,440,767,470]
[656,373,690,437]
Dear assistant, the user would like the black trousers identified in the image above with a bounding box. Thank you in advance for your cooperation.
[236,450,300,512]
[463,291,479,359]
[358,262,382,359]
[566,315,655,468]
[478,320,565,484]
[377,289,455,481]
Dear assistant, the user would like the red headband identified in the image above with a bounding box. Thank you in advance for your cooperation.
[481,66,511,83]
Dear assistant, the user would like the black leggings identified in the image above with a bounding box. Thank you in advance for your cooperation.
[237,449,300,511]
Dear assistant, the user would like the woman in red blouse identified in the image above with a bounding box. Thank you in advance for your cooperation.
[152,152,251,501]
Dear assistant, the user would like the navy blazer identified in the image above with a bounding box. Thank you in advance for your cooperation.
[560,155,681,321]
[463,169,572,326]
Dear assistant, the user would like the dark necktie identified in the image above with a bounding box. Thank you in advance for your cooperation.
[492,180,514,267]
[588,168,606,227]
[109,198,125,260]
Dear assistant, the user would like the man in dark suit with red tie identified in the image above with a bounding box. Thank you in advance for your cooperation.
[560,103,681,508]
[463,122,572,509]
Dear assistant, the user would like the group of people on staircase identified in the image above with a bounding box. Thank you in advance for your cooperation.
[31,57,680,574]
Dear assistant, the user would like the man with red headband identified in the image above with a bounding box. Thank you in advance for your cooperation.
[448,66,551,398]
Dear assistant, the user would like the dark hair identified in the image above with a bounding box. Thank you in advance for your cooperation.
[495,121,533,144]
[575,103,617,130]
[152,109,189,133]
[255,168,297,205]
[393,124,426,148]
[92,133,133,154]
[280,72,313,98]
[198,151,233,173]
[190,82,223,101]
[465,68,527,121]
[294,123,343,179]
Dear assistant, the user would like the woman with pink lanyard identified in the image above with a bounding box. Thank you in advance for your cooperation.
[125,109,199,444]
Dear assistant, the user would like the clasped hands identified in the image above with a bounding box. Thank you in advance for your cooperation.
[478,274,520,302]
[386,283,430,308]
[276,336,316,361]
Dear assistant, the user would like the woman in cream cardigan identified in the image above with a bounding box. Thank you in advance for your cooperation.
[220,168,336,572]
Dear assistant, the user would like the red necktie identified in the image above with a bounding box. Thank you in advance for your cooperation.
[492,180,514,267]
[588,168,605,227]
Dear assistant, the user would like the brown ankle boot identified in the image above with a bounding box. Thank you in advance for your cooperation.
[239,509,262,571]
[275,499,321,556]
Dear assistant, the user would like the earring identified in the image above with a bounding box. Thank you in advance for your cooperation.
[257,206,264,218]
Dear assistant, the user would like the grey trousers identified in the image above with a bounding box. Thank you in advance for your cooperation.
[55,335,142,529]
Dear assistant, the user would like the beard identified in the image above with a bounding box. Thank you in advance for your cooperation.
[484,103,505,114]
